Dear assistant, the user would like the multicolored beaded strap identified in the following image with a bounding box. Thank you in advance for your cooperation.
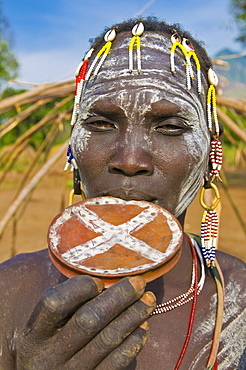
[200,182,220,267]
[200,67,222,268]
[70,48,94,128]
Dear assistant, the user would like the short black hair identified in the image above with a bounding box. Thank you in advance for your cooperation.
[90,16,212,73]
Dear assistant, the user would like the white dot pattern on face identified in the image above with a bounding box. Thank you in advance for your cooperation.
[48,197,182,276]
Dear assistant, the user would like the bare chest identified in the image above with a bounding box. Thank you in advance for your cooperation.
[128,293,217,369]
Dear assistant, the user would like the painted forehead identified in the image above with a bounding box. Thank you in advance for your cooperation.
[80,32,207,117]
[85,32,206,89]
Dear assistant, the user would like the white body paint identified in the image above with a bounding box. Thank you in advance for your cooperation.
[189,280,246,369]
[71,32,210,217]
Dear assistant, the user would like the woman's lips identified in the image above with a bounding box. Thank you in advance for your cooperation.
[100,188,157,203]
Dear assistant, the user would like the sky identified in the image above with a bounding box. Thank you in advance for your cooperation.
[2,0,242,84]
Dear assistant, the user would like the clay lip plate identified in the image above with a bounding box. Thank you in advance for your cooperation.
[48,196,183,283]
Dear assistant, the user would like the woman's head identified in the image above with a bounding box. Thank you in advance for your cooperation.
[70,18,214,220]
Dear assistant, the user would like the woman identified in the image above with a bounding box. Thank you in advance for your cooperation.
[0,18,245,369]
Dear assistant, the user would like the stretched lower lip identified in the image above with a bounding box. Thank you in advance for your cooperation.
[100,188,157,203]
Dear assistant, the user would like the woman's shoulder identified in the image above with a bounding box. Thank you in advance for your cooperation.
[216,250,246,281]
[0,249,58,281]
[214,251,246,368]
[0,249,64,306]
[216,250,245,303]
[215,250,245,331]
[0,250,66,335]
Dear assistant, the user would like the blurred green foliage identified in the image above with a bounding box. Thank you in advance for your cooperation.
[231,0,246,46]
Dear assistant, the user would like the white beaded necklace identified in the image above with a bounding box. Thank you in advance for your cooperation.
[151,239,205,315]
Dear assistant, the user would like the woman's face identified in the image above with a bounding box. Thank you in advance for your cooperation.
[71,32,210,219]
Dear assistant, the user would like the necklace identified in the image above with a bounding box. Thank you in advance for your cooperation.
[150,235,200,370]
[174,236,198,369]
[151,237,205,315]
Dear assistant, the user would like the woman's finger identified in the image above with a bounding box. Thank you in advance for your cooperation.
[21,275,104,340]
[67,291,156,369]
[95,322,150,370]
[53,276,146,359]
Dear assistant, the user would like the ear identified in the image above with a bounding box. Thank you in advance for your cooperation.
[73,168,82,195]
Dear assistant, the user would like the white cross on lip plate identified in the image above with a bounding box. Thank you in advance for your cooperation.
[48,196,183,287]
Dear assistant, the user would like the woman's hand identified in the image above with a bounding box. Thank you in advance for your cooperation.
[16,275,156,369]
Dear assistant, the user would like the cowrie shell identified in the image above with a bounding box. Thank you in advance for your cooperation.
[171,33,181,44]
[104,29,116,42]
[182,38,194,52]
[208,68,218,86]
[132,22,144,36]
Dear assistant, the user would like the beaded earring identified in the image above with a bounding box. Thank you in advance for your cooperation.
[200,182,220,267]
[129,22,144,73]
[207,68,222,181]
[85,28,116,81]
[64,143,78,171]
[199,68,222,268]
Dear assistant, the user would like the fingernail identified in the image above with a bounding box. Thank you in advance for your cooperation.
[129,276,146,291]
[92,277,104,292]
[140,321,149,331]
[141,291,156,306]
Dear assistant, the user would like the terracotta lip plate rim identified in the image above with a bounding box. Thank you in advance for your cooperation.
[47,196,183,279]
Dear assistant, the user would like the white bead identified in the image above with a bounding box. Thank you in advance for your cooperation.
[208,68,218,86]
[129,49,133,72]
[170,53,176,72]
[104,29,116,42]
[132,22,144,36]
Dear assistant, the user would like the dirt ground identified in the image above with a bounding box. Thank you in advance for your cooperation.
[0,162,245,264]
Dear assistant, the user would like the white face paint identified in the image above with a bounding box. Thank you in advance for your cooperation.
[71,32,210,218]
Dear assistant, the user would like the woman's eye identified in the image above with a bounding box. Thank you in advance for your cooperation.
[154,119,188,136]
[84,119,116,131]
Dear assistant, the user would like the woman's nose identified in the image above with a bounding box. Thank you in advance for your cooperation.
[108,141,154,176]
